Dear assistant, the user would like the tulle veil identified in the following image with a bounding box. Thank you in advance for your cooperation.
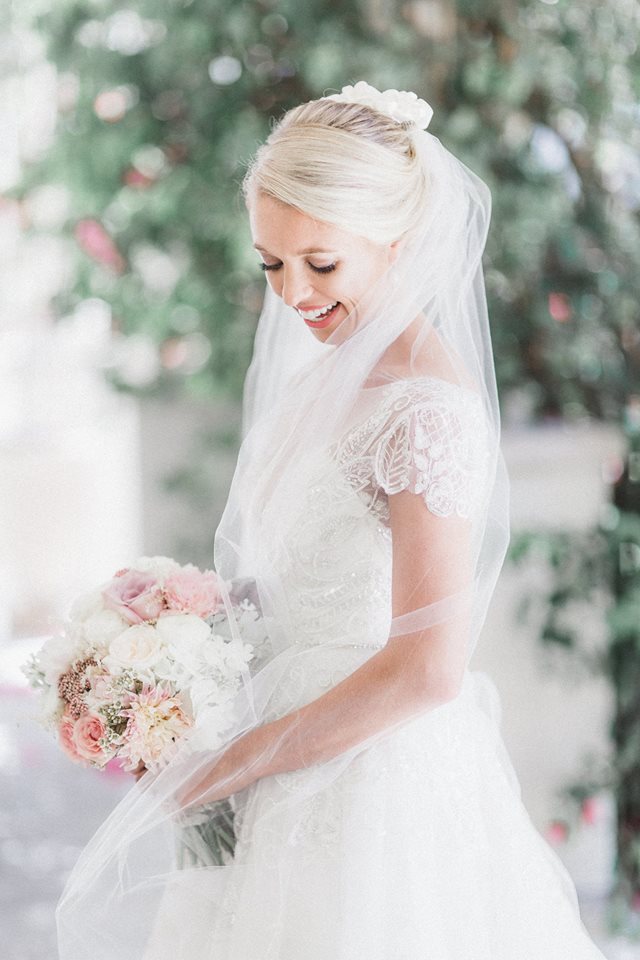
[55,91,511,959]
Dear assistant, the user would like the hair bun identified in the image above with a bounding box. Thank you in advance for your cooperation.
[324,81,433,130]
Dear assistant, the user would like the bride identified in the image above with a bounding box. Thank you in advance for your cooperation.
[56,82,607,959]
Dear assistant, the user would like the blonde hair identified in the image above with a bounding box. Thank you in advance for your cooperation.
[242,98,429,245]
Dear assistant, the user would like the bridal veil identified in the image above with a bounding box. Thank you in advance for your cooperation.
[56,83,511,958]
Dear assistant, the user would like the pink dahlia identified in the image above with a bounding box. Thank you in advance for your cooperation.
[122,684,192,770]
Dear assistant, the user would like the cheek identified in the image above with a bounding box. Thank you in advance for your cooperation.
[266,273,282,296]
[340,266,369,303]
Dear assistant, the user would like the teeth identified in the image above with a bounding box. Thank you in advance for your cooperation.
[297,301,338,321]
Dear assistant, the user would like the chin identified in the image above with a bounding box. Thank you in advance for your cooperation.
[307,324,339,343]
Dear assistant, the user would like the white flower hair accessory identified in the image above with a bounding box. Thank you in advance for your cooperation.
[324,80,433,130]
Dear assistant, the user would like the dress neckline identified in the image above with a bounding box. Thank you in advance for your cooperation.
[361,373,483,401]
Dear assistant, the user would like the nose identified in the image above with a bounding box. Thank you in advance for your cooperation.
[279,265,315,309]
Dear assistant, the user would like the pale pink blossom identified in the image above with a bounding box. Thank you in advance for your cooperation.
[73,712,108,762]
[162,566,222,618]
[102,569,166,624]
[86,673,117,706]
[122,684,192,770]
[59,709,83,763]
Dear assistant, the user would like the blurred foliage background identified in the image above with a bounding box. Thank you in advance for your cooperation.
[9,0,640,419]
[6,0,640,930]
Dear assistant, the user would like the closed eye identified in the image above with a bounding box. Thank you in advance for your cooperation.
[259,262,337,274]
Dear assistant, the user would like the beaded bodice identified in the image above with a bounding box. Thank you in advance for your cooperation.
[262,377,490,652]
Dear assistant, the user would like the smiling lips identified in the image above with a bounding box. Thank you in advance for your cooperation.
[296,301,340,328]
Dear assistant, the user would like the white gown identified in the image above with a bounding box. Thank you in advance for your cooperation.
[141,376,607,959]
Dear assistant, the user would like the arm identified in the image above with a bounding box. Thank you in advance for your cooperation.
[177,490,474,806]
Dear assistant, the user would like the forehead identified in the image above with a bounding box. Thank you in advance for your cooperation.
[249,193,348,253]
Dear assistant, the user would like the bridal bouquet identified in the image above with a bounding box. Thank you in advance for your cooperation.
[22,556,271,865]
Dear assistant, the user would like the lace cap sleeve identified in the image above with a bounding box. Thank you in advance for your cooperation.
[372,381,491,520]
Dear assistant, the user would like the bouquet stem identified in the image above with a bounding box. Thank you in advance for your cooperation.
[175,800,236,867]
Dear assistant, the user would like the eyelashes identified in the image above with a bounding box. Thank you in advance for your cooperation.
[260,262,337,274]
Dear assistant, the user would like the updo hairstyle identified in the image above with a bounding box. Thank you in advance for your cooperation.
[242,98,429,246]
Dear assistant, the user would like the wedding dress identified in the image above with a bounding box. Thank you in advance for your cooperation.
[136,374,606,960]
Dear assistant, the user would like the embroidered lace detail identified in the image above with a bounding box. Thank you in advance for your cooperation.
[255,378,490,655]
[270,464,393,651]
[334,377,491,523]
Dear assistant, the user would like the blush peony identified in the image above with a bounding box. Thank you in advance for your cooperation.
[162,566,222,618]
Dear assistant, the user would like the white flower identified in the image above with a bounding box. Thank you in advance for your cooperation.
[154,613,213,681]
[204,636,254,674]
[130,555,182,581]
[37,633,85,685]
[68,586,106,622]
[156,612,211,649]
[187,676,230,716]
[39,684,65,728]
[325,81,433,130]
[104,623,165,672]
[81,608,128,650]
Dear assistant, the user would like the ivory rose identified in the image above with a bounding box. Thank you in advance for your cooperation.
[102,569,166,624]
[105,623,165,673]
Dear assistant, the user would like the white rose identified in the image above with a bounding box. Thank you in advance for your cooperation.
[68,586,106,622]
[104,623,164,672]
[82,609,128,650]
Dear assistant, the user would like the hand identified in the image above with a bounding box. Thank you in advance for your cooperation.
[176,729,267,811]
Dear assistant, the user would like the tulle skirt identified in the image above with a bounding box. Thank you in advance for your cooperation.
[138,650,606,960]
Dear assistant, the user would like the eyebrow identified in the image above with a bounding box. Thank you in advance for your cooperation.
[253,244,338,256]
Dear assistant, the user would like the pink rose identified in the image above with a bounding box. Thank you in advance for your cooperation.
[59,710,82,763]
[102,569,166,624]
[162,567,222,619]
[73,712,107,762]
